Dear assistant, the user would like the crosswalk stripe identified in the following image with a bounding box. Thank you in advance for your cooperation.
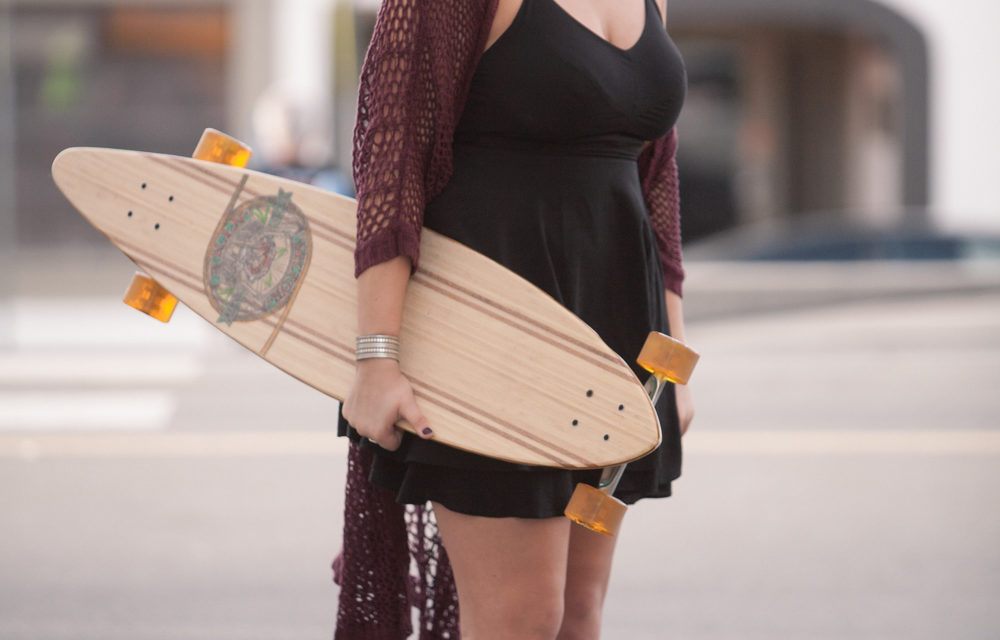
[0,353,203,384]
[683,429,1000,455]
[8,297,210,348]
[0,431,346,458]
[0,391,176,431]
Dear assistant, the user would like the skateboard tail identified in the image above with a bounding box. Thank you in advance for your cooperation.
[52,147,116,238]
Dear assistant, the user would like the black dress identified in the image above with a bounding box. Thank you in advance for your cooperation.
[344,0,688,518]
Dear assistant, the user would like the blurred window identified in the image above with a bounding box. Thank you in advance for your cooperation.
[11,5,228,245]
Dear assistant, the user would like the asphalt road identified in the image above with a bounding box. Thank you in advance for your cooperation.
[1,257,999,639]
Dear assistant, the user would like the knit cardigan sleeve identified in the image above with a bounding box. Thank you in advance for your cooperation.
[351,0,499,277]
[638,126,685,297]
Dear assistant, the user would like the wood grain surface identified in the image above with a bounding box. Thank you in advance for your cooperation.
[52,148,660,468]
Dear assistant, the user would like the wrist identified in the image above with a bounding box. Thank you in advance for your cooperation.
[356,357,400,372]
[354,357,402,388]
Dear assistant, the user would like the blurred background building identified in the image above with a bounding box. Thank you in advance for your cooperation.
[1,0,998,258]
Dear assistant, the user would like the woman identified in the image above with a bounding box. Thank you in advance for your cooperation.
[336,0,693,638]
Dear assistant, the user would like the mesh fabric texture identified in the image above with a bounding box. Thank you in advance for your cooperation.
[334,444,460,639]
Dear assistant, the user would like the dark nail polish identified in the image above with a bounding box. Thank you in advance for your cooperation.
[422,427,433,436]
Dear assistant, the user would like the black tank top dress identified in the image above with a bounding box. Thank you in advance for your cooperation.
[355,0,687,518]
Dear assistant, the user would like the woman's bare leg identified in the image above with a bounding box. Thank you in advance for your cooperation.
[432,502,572,640]
[556,523,619,639]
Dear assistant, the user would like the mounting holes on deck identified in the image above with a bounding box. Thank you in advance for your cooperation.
[154,223,161,230]
[168,195,174,202]
[141,183,147,190]
[586,390,594,398]
[127,211,133,218]
[572,419,579,427]
[618,404,625,412]
[603,434,610,441]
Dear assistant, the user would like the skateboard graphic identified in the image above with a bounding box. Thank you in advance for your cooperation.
[52,130,698,535]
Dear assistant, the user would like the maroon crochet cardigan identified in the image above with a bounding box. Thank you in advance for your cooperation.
[335,1,685,638]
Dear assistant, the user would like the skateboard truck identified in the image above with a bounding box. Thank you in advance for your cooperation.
[123,129,252,322]
[564,331,699,537]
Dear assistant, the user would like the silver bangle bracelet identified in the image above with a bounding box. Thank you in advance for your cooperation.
[356,334,400,361]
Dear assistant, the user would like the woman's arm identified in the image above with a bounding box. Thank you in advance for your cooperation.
[638,131,693,432]
[664,289,686,344]
[356,255,411,335]
[341,256,433,450]
[665,289,695,435]
[344,0,498,449]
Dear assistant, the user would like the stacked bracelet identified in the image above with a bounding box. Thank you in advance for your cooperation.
[356,334,400,361]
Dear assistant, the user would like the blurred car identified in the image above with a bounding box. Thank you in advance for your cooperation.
[684,210,1000,262]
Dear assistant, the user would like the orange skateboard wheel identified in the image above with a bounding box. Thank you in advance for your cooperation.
[192,127,252,167]
[564,483,627,537]
[123,272,178,322]
[637,331,699,385]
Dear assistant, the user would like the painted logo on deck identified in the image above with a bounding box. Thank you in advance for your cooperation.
[204,189,311,325]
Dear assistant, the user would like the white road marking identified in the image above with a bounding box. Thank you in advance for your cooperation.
[0,431,347,459]
[0,391,176,431]
[0,429,997,460]
[8,297,211,349]
[683,429,1000,455]
[0,353,203,384]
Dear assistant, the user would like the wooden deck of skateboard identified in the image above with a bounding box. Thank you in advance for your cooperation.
[51,147,661,469]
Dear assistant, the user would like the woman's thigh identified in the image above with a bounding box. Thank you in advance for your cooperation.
[432,502,573,638]
[559,524,619,638]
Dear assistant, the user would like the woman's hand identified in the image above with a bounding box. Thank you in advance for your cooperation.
[342,358,433,451]
[676,382,694,436]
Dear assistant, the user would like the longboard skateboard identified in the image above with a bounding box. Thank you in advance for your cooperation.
[51,142,678,471]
